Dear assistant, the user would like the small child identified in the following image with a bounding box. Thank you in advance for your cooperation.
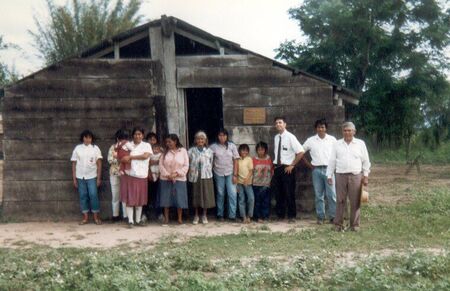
[252,142,273,222]
[115,140,133,175]
[237,144,255,224]
[144,143,163,221]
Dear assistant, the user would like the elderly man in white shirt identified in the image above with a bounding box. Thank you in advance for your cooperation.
[303,119,337,225]
[326,122,371,231]
[273,116,305,222]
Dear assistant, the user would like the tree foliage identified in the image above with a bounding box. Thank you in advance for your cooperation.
[30,0,144,65]
[277,0,450,148]
[0,35,20,87]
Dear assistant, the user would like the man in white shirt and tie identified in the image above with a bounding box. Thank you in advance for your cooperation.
[326,122,371,231]
[272,117,305,222]
[303,119,337,225]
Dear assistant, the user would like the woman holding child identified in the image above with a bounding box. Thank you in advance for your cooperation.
[119,127,153,227]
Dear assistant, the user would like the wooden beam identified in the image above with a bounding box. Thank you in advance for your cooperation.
[174,28,219,52]
[87,31,149,59]
[114,43,120,59]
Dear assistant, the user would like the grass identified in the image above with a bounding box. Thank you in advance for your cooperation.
[370,141,450,164]
[0,186,449,290]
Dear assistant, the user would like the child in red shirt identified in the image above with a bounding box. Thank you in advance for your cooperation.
[252,141,273,222]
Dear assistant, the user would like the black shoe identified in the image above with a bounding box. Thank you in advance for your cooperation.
[135,221,146,227]
[328,218,335,224]
[127,222,134,228]
[112,216,121,223]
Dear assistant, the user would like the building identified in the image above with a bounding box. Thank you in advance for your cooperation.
[1,16,358,220]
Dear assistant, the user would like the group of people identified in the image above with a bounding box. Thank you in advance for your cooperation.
[70,116,371,231]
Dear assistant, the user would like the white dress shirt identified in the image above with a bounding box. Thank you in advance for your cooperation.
[273,130,305,165]
[303,134,337,166]
[71,144,103,179]
[129,141,153,179]
[326,138,371,178]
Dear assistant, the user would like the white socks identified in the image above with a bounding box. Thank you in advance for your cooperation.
[126,207,134,224]
[135,207,142,223]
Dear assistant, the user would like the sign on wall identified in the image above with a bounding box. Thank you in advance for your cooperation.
[243,107,266,124]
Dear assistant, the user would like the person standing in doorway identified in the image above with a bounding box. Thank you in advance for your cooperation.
[188,131,215,225]
[326,122,371,232]
[272,117,305,222]
[303,119,337,225]
[210,129,240,222]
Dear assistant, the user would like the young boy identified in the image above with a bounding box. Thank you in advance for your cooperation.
[252,142,273,222]
[237,144,255,223]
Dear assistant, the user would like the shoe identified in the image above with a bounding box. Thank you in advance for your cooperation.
[350,226,360,232]
[317,219,324,225]
[201,216,208,224]
[288,218,296,224]
[79,219,88,225]
[193,216,199,225]
[94,219,102,225]
[217,216,225,222]
[329,218,335,224]
[334,225,344,232]
[135,221,145,227]
[141,214,148,223]
[229,218,238,223]
[127,222,134,228]
[158,214,164,222]
[257,219,264,223]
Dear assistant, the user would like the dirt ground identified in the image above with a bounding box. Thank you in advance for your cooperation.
[0,163,449,248]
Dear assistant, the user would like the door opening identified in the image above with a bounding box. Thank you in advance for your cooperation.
[185,88,223,147]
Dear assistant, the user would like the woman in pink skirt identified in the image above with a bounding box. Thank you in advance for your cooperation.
[120,127,153,227]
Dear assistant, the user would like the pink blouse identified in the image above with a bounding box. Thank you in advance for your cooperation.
[159,148,189,182]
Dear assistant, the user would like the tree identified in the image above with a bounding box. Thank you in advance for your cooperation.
[30,0,144,65]
[277,0,450,148]
[0,35,20,87]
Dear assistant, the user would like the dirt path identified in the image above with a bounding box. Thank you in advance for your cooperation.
[0,219,314,249]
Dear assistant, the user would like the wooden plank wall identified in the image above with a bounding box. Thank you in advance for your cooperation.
[2,59,163,220]
[177,55,345,212]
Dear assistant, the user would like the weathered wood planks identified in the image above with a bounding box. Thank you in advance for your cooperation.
[2,59,163,220]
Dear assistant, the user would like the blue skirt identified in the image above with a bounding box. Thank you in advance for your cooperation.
[159,180,188,209]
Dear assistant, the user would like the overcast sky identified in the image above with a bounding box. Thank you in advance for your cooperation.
[0,0,303,76]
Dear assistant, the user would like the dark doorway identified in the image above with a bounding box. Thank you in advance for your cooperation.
[185,88,223,147]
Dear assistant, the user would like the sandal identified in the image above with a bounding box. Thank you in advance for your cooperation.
[94,219,102,225]
[79,220,88,225]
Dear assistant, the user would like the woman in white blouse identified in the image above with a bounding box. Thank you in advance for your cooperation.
[119,127,153,227]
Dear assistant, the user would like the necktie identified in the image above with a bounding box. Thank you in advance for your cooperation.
[276,135,281,165]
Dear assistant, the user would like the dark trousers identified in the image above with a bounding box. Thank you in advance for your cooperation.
[272,166,297,219]
[143,180,161,218]
[253,186,271,220]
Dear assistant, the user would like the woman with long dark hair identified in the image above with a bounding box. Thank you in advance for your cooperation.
[119,127,152,227]
[209,128,240,221]
[159,134,189,225]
